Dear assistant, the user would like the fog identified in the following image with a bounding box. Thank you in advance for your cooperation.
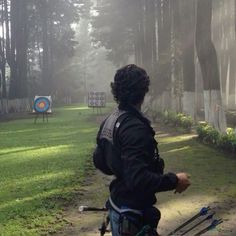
[0,0,235,131]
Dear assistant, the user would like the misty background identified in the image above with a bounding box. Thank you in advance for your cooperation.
[0,0,235,132]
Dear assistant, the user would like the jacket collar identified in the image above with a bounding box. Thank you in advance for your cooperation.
[118,104,151,126]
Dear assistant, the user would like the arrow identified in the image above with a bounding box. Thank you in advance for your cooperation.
[193,219,223,236]
[79,205,107,212]
[99,215,110,236]
[167,206,211,235]
[181,212,215,235]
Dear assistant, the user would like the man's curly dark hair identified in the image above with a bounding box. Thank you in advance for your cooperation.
[111,64,150,106]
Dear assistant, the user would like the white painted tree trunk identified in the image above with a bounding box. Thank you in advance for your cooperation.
[148,97,161,121]
[171,95,178,113]
[8,98,30,113]
[183,91,195,119]
[225,61,230,107]
[142,94,152,114]
[203,90,227,132]
[170,73,178,112]
[161,91,171,111]
[0,99,8,114]
[235,75,236,105]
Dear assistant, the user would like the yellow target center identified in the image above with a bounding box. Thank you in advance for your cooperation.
[38,102,45,108]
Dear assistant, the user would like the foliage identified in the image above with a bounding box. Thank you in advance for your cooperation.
[196,123,236,154]
[68,18,115,101]
[91,0,135,66]
[196,122,220,144]
[217,128,236,153]
[0,105,99,234]
[0,0,88,101]
[157,110,194,132]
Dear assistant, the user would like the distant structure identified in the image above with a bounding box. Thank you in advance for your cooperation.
[32,96,52,123]
[88,92,106,112]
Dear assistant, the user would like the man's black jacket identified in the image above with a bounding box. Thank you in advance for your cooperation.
[93,105,178,210]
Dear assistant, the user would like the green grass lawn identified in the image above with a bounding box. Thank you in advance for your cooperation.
[0,105,106,235]
[159,133,236,199]
[1,105,235,235]
[156,130,236,235]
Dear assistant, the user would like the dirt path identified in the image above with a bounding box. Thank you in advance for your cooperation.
[55,125,236,236]
[54,171,112,236]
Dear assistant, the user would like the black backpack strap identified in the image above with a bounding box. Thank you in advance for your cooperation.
[99,109,128,145]
[93,110,128,175]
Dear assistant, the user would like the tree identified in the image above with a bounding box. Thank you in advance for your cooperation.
[181,0,196,118]
[213,0,236,109]
[92,0,140,66]
[196,0,226,132]
[0,0,87,113]
[156,0,172,96]
[35,0,82,95]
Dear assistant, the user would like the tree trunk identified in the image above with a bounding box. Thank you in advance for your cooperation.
[156,0,172,109]
[7,0,29,100]
[16,0,28,98]
[144,0,156,79]
[235,0,236,35]
[181,0,196,119]
[0,3,7,99]
[171,0,183,112]
[7,0,17,99]
[40,0,51,95]
[196,0,227,132]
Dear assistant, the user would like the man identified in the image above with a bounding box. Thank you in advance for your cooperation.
[93,64,191,236]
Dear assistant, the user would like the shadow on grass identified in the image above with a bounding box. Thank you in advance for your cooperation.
[153,131,236,234]
[0,146,41,156]
[0,154,92,227]
[56,123,236,235]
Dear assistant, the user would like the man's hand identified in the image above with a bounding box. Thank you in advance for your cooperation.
[175,172,191,193]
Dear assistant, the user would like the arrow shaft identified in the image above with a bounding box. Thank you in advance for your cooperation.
[168,214,201,235]
[181,213,215,236]
[167,207,210,235]
[194,219,223,236]
[84,207,107,211]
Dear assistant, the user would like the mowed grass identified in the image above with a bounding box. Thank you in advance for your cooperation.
[156,131,236,235]
[0,105,105,235]
[159,133,236,199]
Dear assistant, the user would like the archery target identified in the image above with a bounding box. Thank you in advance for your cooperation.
[88,92,106,107]
[33,96,52,113]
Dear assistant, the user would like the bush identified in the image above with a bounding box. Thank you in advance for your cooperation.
[196,124,236,154]
[158,110,194,132]
[196,123,220,145]
[176,113,194,131]
[149,107,236,154]
[217,128,236,153]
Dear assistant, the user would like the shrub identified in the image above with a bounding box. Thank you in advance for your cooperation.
[196,124,236,154]
[217,128,236,153]
[196,123,220,145]
[176,113,194,131]
[150,108,236,154]
[157,110,194,132]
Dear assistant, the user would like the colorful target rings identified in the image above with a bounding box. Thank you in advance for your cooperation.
[34,97,50,113]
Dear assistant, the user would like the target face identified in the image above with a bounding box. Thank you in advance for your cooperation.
[88,92,106,107]
[34,97,51,113]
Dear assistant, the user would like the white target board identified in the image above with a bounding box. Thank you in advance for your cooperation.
[88,92,106,108]
[33,96,52,113]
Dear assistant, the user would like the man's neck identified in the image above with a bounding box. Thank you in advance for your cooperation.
[118,103,142,111]
[134,103,142,111]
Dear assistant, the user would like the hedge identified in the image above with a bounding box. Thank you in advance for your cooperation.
[196,123,236,154]
[154,110,236,154]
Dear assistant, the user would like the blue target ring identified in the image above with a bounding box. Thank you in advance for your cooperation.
[34,97,50,113]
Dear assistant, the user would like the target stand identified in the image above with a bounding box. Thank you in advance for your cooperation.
[32,96,52,124]
[88,92,106,114]
[33,111,51,124]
